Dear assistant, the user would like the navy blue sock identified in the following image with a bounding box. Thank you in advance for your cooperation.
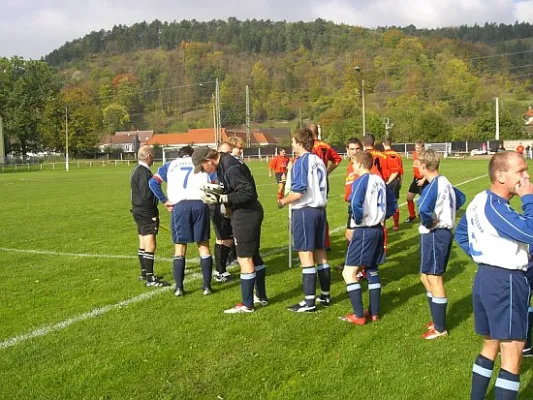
[255,264,267,300]
[143,251,155,281]
[526,307,533,349]
[432,297,448,332]
[367,270,381,317]
[200,255,212,289]
[346,282,363,318]
[470,354,494,400]
[302,266,317,307]
[317,263,331,297]
[494,369,520,400]
[138,248,146,278]
[173,256,185,289]
[240,272,256,308]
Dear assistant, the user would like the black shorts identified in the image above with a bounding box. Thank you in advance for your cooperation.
[275,173,285,184]
[209,205,233,240]
[387,178,401,200]
[408,178,429,195]
[132,209,159,236]
[231,202,264,258]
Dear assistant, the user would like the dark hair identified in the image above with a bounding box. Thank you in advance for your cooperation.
[353,151,373,170]
[346,137,362,148]
[178,145,194,158]
[293,128,315,152]
[382,137,392,147]
[361,133,376,147]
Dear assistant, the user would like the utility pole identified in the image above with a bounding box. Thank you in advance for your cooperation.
[355,67,366,136]
[246,85,251,147]
[0,115,4,165]
[384,118,393,137]
[495,97,500,141]
[215,78,221,145]
[212,95,217,144]
[65,106,69,172]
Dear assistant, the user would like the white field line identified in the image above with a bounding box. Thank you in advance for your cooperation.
[0,174,486,350]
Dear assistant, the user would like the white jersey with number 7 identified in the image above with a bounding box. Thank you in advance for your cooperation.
[154,157,209,204]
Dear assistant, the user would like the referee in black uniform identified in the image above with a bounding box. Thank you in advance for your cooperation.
[130,145,168,287]
[192,146,267,313]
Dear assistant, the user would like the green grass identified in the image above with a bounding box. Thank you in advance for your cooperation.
[1,159,533,399]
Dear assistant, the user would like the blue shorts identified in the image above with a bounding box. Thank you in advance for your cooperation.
[171,200,210,244]
[345,225,385,268]
[292,207,326,252]
[420,229,453,276]
[473,264,530,340]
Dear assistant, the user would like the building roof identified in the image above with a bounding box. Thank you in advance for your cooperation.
[524,109,533,118]
[100,135,139,145]
[115,130,154,143]
[147,128,228,146]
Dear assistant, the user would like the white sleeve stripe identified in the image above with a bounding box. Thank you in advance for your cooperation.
[489,195,533,240]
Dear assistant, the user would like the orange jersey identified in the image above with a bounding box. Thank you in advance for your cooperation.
[345,161,359,202]
[312,140,342,169]
[382,149,404,177]
[366,149,390,181]
[268,155,289,174]
[517,145,525,154]
[412,151,422,179]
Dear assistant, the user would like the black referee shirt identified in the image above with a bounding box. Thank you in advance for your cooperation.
[130,163,158,214]
[217,153,260,211]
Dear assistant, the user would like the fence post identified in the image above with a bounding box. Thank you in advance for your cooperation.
[27,164,30,171]
[115,160,117,167]
[77,162,80,168]
[466,141,469,153]
[90,161,92,168]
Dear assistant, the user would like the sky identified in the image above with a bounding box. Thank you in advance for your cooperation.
[1,0,533,59]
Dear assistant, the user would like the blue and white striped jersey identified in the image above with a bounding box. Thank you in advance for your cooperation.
[349,173,397,227]
[456,191,533,271]
[149,157,209,204]
[417,175,466,234]
[290,152,328,209]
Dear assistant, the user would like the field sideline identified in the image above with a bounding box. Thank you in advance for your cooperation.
[1,158,533,399]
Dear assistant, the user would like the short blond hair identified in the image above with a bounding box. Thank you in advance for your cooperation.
[228,136,245,148]
[138,145,153,161]
[353,151,373,170]
[419,149,440,171]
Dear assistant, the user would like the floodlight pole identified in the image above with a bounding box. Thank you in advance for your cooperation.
[495,97,500,141]
[0,115,4,165]
[65,106,69,172]
[355,67,366,136]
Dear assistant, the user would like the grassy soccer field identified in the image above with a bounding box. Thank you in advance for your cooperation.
[1,158,533,399]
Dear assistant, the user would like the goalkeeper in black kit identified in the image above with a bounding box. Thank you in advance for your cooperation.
[192,146,268,314]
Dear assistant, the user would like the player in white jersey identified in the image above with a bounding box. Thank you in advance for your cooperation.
[416,150,466,340]
[278,127,331,312]
[149,146,213,297]
[340,151,397,325]
[455,151,533,400]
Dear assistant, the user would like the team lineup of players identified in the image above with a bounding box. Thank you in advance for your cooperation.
[131,127,533,399]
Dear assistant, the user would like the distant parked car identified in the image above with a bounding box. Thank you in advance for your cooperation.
[470,149,488,156]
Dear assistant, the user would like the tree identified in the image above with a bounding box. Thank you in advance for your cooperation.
[103,103,130,133]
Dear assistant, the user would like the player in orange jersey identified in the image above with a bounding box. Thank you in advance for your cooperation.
[268,149,290,200]
[382,138,404,231]
[405,139,428,223]
[309,123,342,250]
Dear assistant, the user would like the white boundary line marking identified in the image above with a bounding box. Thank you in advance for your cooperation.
[0,174,486,350]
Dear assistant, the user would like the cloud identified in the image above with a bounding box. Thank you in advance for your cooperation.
[0,0,529,59]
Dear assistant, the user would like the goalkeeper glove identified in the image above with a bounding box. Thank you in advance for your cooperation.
[201,192,228,205]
